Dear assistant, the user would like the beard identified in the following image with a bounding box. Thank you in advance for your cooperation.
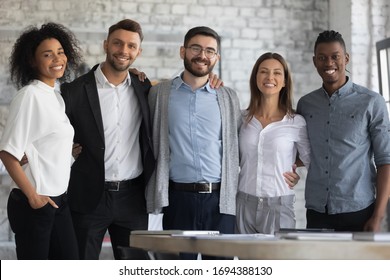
[106,53,132,72]
[183,56,216,77]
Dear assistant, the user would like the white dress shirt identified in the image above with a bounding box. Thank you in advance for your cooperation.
[95,65,142,181]
[238,113,310,197]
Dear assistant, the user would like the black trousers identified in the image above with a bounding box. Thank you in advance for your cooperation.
[71,181,148,260]
[7,188,78,260]
[306,203,375,232]
[163,189,235,260]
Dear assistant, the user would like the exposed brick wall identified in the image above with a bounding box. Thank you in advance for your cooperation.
[0,0,328,107]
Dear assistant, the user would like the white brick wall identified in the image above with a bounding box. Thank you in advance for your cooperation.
[0,0,330,106]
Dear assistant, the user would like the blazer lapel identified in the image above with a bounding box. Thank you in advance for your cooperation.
[85,71,105,143]
[131,73,151,133]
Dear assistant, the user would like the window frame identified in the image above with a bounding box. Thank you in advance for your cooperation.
[376,37,390,112]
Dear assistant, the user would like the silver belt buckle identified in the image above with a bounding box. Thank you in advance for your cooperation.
[114,181,121,191]
[109,181,120,191]
[199,182,212,193]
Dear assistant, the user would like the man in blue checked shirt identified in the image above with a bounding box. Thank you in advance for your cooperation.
[297,30,390,232]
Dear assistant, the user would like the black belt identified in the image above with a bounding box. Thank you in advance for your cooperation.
[169,181,220,193]
[104,176,142,191]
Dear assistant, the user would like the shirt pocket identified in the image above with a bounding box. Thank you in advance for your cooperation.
[334,110,367,144]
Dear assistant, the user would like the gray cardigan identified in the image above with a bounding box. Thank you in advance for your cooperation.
[146,80,242,215]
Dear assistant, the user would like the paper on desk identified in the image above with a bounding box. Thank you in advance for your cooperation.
[277,232,353,241]
[131,230,219,236]
[353,232,390,242]
[186,233,278,240]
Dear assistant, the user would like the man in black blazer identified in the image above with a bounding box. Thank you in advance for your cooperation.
[61,19,155,260]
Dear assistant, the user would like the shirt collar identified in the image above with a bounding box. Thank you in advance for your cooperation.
[95,63,131,88]
[172,73,216,94]
[336,76,352,96]
[321,76,352,97]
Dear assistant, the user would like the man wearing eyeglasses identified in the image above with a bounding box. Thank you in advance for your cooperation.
[146,26,241,259]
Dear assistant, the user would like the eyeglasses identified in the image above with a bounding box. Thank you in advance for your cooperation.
[185,45,218,59]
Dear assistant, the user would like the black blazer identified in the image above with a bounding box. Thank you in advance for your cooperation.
[61,64,155,213]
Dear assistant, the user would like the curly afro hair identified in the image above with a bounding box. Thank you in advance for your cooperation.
[10,22,83,89]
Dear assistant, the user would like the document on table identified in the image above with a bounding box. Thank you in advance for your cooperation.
[131,230,220,236]
[192,233,278,240]
[353,232,390,241]
[277,232,353,241]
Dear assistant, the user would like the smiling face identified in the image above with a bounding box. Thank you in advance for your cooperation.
[33,38,67,87]
[256,58,285,98]
[313,41,349,94]
[180,34,220,78]
[104,29,142,73]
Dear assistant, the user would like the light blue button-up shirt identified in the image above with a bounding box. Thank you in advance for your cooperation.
[297,77,390,214]
[168,75,222,183]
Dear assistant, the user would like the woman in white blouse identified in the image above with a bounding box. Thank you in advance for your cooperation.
[236,52,310,234]
[0,23,82,259]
